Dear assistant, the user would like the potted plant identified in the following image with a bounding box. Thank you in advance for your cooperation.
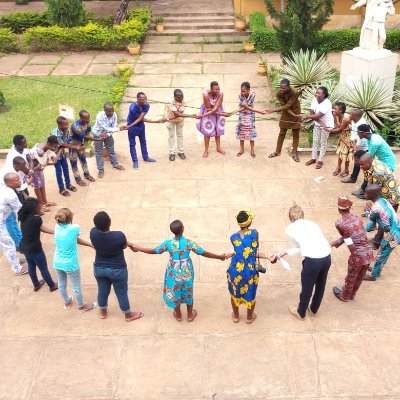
[234,14,246,30]
[257,58,268,75]
[127,41,140,55]
[243,40,255,53]
[155,16,164,32]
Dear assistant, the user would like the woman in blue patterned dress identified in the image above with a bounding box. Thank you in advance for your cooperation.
[227,210,267,324]
[131,220,226,322]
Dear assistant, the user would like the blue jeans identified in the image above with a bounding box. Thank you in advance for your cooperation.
[94,265,130,313]
[54,154,71,191]
[5,212,22,248]
[55,269,84,307]
[128,129,149,162]
[25,250,56,288]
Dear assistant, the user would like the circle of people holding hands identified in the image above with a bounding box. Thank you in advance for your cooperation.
[0,77,399,322]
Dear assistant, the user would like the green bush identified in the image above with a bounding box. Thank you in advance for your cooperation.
[111,66,133,108]
[0,11,50,34]
[15,0,29,5]
[249,11,266,29]
[0,90,5,108]
[45,0,86,28]
[0,28,18,52]
[317,29,360,53]
[127,7,151,25]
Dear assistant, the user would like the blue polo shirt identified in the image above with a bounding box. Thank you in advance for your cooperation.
[368,133,397,172]
[127,102,150,134]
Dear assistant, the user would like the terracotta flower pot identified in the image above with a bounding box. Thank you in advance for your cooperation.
[156,23,164,32]
[127,44,140,55]
[243,42,255,53]
[257,63,268,75]
[234,19,246,30]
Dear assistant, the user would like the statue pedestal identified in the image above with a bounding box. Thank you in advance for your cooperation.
[340,48,397,99]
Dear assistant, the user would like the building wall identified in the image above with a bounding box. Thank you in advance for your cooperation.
[233,0,400,30]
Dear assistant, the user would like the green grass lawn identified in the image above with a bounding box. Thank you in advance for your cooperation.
[0,75,120,148]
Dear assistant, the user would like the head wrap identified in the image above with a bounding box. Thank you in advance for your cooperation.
[236,210,254,228]
[338,195,353,211]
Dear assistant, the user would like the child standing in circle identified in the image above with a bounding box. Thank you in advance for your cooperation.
[234,82,264,158]
[130,220,226,322]
[18,197,58,292]
[53,208,96,312]
[227,211,267,324]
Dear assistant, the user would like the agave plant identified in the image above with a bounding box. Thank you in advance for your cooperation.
[280,49,336,93]
[391,89,400,137]
[344,76,396,131]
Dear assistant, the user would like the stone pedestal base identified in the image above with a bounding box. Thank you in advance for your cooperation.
[340,48,397,98]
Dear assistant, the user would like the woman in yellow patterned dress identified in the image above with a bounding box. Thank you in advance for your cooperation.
[226,211,267,324]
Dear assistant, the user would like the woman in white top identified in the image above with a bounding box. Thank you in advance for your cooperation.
[274,204,331,320]
[301,86,334,169]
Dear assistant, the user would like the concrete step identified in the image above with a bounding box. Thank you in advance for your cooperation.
[150,22,235,30]
[152,12,234,17]
[147,29,249,37]
[157,16,235,22]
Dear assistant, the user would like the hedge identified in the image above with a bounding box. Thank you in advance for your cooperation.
[0,11,50,34]
[0,28,18,52]
[249,12,400,53]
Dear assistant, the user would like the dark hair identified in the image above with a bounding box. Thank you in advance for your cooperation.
[241,81,250,90]
[18,197,39,222]
[358,124,371,133]
[280,78,290,86]
[354,149,367,159]
[47,135,59,145]
[170,220,183,235]
[236,211,249,224]
[317,86,329,98]
[13,134,25,146]
[79,109,89,118]
[104,102,114,109]
[137,91,146,98]
[174,89,183,97]
[93,211,111,232]
[335,102,346,113]
[56,116,67,125]
[12,156,26,165]
[210,81,219,88]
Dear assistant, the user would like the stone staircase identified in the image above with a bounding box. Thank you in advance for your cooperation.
[148,12,249,42]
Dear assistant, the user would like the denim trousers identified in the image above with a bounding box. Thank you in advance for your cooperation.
[5,211,22,248]
[25,250,56,288]
[55,268,84,307]
[54,154,71,191]
[128,129,149,162]
[94,265,130,313]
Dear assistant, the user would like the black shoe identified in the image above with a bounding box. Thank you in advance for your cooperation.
[169,154,175,161]
[178,153,186,160]
[352,188,364,196]
[356,194,366,200]
[341,176,356,183]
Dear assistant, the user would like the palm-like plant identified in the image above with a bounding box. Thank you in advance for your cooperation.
[344,76,396,130]
[391,89,400,136]
[280,49,336,92]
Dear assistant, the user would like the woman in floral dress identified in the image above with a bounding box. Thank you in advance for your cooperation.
[131,220,226,322]
[233,82,265,158]
[227,210,267,324]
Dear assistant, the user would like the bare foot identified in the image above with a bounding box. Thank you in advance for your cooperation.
[231,312,239,323]
[45,202,57,207]
[99,308,107,319]
[173,310,182,322]
[216,147,226,155]
[202,151,209,158]
[187,309,198,322]
[125,311,144,322]
[78,302,96,313]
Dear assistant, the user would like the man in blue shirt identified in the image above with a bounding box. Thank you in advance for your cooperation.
[123,92,164,169]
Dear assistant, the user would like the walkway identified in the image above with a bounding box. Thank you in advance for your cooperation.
[1,1,400,399]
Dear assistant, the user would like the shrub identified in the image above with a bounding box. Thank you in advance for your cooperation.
[15,0,29,5]
[0,28,18,52]
[22,25,74,51]
[127,7,151,25]
[249,12,279,51]
[249,12,266,29]
[111,66,132,108]
[45,0,86,28]
[0,11,50,34]
[317,29,360,53]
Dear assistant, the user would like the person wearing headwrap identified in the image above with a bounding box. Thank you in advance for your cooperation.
[331,195,373,301]
[226,210,267,324]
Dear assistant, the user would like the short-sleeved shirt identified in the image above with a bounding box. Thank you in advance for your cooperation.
[70,119,92,143]
[155,237,204,259]
[310,98,334,128]
[20,214,43,254]
[350,118,368,150]
[5,145,29,168]
[165,98,185,123]
[368,133,396,172]
[53,224,80,272]
[90,228,127,268]
[127,102,150,133]
[0,186,21,224]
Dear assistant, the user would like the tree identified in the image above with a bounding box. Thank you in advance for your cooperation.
[114,0,130,25]
[45,0,86,28]
[264,0,334,57]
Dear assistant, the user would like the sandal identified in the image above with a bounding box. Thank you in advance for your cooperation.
[173,311,182,322]
[268,152,280,158]
[340,170,349,178]
[187,309,198,322]
[333,168,341,176]
[85,175,95,182]
[78,302,97,313]
[316,161,323,169]
[251,153,256,158]
[305,159,316,166]
[45,202,57,207]
[41,206,51,213]
[63,295,73,310]
[246,312,257,324]
[59,189,70,197]
[67,185,77,192]
[290,153,300,162]
[76,180,87,187]
[237,152,244,157]
[231,312,239,323]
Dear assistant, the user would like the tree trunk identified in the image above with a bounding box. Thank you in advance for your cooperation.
[280,0,285,12]
[114,0,130,25]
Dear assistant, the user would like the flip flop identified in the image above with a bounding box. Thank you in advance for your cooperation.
[333,168,341,176]
[125,311,144,322]
[305,159,316,166]
[173,311,182,322]
[339,170,349,177]
[85,176,96,182]
[315,161,323,169]
[187,309,198,322]
[76,181,87,187]
[251,153,256,158]
[237,152,244,157]
[290,154,300,162]
[246,312,257,324]
[67,185,77,192]
[63,295,74,310]
[231,312,239,323]
[268,152,280,158]
[78,302,97,313]
[45,202,57,207]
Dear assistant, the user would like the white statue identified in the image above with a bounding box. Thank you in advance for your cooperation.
[351,0,395,50]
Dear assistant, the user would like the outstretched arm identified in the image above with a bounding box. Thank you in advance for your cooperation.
[129,244,157,254]
[77,237,93,248]
[41,225,54,235]
[201,250,226,260]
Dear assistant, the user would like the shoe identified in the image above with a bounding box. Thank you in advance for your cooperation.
[114,164,125,170]
[363,274,376,281]
[356,193,366,200]
[169,154,175,161]
[288,306,305,320]
[34,279,45,292]
[133,162,139,169]
[144,158,157,163]
[333,286,347,302]
[351,188,364,196]
[341,176,356,183]
[178,153,186,160]
[98,170,104,179]
[50,283,58,292]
